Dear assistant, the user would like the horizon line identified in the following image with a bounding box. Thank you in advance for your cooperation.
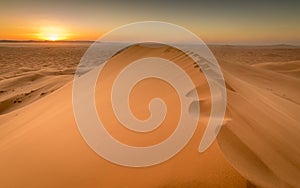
[0,39,299,47]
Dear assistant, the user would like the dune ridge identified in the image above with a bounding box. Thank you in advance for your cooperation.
[0,44,299,187]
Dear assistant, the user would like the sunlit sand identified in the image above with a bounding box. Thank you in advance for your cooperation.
[0,42,299,187]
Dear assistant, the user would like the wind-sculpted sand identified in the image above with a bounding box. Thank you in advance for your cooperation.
[0,43,299,187]
[0,43,88,114]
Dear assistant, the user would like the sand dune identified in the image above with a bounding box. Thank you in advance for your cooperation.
[0,43,88,114]
[217,59,300,188]
[0,43,299,187]
[0,72,71,114]
[252,60,300,79]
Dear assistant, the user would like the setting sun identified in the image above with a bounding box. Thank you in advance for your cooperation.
[37,26,68,41]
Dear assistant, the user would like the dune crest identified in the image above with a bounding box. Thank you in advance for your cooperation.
[0,44,299,187]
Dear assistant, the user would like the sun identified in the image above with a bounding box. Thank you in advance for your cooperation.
[48,34,59,41]
[37,26,68,41]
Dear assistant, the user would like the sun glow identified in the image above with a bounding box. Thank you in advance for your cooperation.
[37,26,68,41]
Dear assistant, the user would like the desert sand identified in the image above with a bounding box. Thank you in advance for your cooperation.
[0,42,299,187]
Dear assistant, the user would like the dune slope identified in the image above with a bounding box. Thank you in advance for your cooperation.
[0,44,299,188]
[217,59,300,188]
[0,44,246,188]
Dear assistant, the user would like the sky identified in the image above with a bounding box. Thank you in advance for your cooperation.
[0,0,299,44]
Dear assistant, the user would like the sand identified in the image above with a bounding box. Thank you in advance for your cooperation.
[0,43,299,187]
[0,42,87,114]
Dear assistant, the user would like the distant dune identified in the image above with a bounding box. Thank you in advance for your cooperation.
[252,60,300,79]
[0,43,299,187]
[0,43,88,114]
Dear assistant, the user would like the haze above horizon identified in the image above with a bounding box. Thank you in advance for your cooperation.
[0,0,299,45]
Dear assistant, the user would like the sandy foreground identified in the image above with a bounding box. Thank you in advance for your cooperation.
[0,43,299,188]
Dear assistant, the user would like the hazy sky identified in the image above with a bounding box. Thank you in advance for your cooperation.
[0,0,299,44]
